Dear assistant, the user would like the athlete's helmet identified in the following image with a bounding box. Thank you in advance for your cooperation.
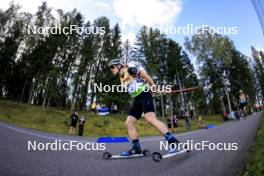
[239,90,243,93]
[108,59,123,68]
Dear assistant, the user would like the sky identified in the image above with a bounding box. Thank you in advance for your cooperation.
[2,0,264,58]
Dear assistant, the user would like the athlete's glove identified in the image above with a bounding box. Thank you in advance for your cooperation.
[127,67,138,77]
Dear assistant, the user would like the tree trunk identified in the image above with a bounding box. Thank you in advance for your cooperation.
[42,93,47,108]
[160,92,165,119]
[168,94,173,116]
[81,65,91,110]
[28,72,39,104]
[20,81,27,103]
[28,79,36,104]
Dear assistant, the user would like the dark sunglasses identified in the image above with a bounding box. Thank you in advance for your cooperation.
[110,65,115,69]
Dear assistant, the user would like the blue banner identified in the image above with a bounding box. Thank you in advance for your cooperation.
[96,137,129,143]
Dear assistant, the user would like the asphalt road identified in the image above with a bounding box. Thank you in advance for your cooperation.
[0,112,262,176]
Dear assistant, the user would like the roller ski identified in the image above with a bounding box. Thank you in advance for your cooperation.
[103,149,150,160]
[152,148,190,162]
[103,139,150,159]
[152,134,190,162]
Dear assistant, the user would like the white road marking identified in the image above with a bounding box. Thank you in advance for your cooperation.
[0,121,90,143]
[0,121,215,143]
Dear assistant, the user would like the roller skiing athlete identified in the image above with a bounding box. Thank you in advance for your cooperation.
[109,59,179,156]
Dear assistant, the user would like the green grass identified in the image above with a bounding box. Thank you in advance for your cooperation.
[243,112,264,176]
[0,100,223,137]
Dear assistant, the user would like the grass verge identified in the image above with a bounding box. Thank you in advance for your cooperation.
[0,100,223,137]
[243,112,264,176]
